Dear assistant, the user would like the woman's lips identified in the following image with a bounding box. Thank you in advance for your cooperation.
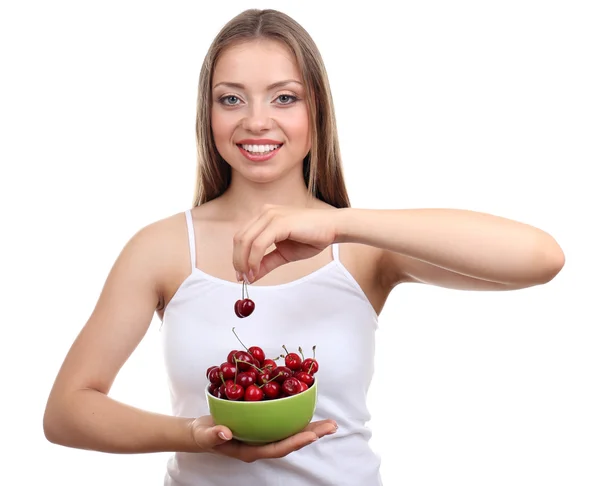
[237,143,283,162]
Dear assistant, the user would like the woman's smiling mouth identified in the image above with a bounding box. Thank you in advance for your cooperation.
[236,139,284,161]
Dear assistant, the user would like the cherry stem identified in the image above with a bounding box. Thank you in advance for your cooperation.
[308,345,318,373]
[258,372,282,388]
[282,345,290,356]
[242,280,250,299]
[233,357,239,381]
[246,361,266,373]
[298,346,305,360]
[231,327,249,352]
[219,371,226,385]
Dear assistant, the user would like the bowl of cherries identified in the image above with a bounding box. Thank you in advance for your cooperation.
[206,328,320,444]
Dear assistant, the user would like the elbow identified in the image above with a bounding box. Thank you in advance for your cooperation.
[43,402,62,445]
[43,394,72,446]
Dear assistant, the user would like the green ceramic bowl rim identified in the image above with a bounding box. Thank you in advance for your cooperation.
[205,377,318,404]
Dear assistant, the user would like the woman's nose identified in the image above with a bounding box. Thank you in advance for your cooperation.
[241,104,273,132]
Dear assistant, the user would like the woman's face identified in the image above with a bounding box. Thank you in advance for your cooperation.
[211,39,311,184]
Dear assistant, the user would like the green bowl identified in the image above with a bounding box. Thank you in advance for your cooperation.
[206,379,318,444]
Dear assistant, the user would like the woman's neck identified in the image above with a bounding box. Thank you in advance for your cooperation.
[218,172,319,221]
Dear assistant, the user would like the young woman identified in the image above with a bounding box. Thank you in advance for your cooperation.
[43,8,565,486]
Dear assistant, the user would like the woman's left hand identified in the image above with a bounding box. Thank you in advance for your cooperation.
[232,204,340,283]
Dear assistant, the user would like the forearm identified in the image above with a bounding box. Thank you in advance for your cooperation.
[335,208,564,285]
[44,388,200,454]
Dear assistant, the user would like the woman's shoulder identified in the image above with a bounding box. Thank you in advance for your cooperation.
[134,210,186,246]
[138,202,218,237]
[121,207,206,281]
[136,202,227,261]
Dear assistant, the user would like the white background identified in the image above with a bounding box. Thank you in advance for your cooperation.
[1,0,598,484]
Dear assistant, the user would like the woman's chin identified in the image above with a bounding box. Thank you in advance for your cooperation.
[232,162,301,185]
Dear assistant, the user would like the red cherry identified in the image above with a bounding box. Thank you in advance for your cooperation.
[248,346,265,364]
[246,368,258,382]
[227,350,238,365]
[298,381,309,393]
[262,359,277,371]
[231,328,263,374]
[282,345,302,370]
[234,351,254,371]
[262,381,281,399]
[206,365,218,379]
[285,353,302,371]
[282,377,302,396]
[208,383,219,396]
[298,345,319,375]
[272,366,292,383]
[235,372,255,388]
[294,371,314,387]
[234,281,255,318]
[244,384,264,401]
[239,298,255,317]
[302,358,319,375]
[220,362,236,380]
[218,380,234,399]
[256,370,272,385]
[225,383,244,401]
[208,367,222,385]
[234,299,243,317]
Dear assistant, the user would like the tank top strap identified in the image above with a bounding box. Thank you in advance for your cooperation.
[184,209,197,271]
[331,242,340,261]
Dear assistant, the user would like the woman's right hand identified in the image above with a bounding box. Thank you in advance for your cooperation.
[190,416,337,463]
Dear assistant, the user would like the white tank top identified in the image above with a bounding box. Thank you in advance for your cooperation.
[161,209,382,485]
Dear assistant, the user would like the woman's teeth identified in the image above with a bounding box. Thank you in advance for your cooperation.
[240,144,281,154]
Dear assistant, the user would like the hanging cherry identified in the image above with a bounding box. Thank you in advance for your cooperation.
[234,279,255,318]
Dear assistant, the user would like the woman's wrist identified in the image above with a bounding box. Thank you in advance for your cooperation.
[178,417,204,453]
[333,208,378,246]
[332,207,358,244]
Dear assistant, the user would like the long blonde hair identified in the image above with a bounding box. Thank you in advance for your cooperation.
[192,9,350,208]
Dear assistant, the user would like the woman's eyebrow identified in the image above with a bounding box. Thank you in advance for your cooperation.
[212,79,303,90]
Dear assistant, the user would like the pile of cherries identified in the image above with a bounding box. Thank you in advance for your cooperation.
[206,328,319,401]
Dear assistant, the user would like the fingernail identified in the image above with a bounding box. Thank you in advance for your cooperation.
[235,271,241,281]
[218,432,229,441]
[311,437,319,442]
[243,273,250,284]
[248,269,255,282]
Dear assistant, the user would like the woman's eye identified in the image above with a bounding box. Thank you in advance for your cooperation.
[276,94,297,105]
[220,95,240,106]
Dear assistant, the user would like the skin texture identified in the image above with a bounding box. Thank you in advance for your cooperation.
[43,39,565,465]
[211,39,311,189]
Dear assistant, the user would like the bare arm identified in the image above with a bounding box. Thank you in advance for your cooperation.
[43,214,337,459]
[334,208,565,291]
[43,220,200,453]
